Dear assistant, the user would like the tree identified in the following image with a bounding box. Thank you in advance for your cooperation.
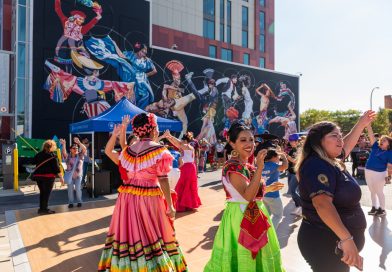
[372,108,392,135]
[300,108,391,135]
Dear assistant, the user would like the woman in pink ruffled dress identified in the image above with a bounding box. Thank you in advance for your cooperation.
[98,113,187,271]
[163,131,201,212]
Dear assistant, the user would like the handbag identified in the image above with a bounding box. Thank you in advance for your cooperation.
[64,157,78,185]
[31,156,56,181]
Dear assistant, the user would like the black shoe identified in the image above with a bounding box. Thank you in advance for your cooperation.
[375,208,386,217]
[368,206,377,215]
[77,203,82,207]
[38,209,56,215]
[68,204,74,208]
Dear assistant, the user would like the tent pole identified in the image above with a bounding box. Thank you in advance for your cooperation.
[92,131,95,198]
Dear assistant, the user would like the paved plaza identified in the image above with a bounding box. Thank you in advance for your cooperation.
[0,169,391,272]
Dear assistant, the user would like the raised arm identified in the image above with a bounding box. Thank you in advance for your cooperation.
[120,115,131,149]
[59,138,68,160]
[105,124,122,164]
[366,124,376,145]
[229,150,267,202]
[54,0,67,25]
[162,130,184,150]
[343,110,376,157]
[74,137,87,155]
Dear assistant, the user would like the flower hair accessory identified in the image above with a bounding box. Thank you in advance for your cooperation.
[131,113,158,137]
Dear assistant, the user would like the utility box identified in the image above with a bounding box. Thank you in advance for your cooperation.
[2,143,15,189]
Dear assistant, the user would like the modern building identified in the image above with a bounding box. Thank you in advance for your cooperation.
[0,0,33,143]
[152,0,274,69]
[385,95,392,109]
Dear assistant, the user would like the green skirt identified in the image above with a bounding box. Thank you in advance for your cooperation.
[204,201,285,272]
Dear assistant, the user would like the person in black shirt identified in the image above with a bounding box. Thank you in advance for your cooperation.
[32,140,64,215]
[296,110,376,272]
[286,133,301,216]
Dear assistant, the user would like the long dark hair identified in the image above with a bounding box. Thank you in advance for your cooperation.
[225,121,253,154]
[295,121,344,175]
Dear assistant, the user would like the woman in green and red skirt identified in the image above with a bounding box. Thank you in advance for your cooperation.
[204,122,285,272]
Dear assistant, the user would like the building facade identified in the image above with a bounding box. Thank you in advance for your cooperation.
[151,0,274,69]
[1,0,293,149]
[0,0,33,143]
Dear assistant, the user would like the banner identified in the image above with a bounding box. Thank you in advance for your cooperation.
[0,51,10,114]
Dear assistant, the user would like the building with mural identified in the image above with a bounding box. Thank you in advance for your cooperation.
[0,0,299,148]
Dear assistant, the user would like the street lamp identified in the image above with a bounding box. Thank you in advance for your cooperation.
[370,86,380,110]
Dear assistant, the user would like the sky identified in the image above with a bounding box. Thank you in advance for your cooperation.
[275,0,392,113]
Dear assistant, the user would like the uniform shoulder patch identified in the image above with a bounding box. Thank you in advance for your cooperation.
[317,174,330,186]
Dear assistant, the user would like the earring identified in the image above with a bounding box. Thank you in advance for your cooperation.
[231,149,239,157]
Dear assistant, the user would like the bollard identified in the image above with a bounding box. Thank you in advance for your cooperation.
[13,144,19,191]
[56,148,64,175]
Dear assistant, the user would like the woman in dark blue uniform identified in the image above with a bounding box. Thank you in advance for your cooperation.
[296,110,376,272]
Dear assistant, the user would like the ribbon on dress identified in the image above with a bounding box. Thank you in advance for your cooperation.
[238,201,270,259]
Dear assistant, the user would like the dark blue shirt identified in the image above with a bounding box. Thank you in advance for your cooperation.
[365,141,392,172]
[299,155,366,230]
[262,161,280,198]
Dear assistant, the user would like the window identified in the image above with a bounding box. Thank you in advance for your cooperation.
[221,48,232,61]
[259,11,265,34]
[259,57,265,68]
[220,0,224,41]
[242,6,248,48]
[203,0,215,39]
[227,1,231,43]
[209,45,217,58]
[259,34,265,52]
[242,31,248,48]
[243,53,249,65]
[259,0,265,6]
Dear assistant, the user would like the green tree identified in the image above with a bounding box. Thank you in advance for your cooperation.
[299,108,392,135]
[372,108,392,135]
[300,109,332,131]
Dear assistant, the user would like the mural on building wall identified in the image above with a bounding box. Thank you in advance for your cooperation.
[37,0,299,142]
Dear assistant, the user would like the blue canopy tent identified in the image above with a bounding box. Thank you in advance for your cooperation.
[69,97,182,133]
[68,97,182,197]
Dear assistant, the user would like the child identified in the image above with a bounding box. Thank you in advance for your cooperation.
[262,148,288,229]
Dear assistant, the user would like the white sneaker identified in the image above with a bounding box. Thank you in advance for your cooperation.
[291,206,302,216]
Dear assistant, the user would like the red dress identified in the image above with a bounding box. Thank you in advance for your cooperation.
[175,150,201,211]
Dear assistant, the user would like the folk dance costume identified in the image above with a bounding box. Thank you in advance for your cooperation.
[98,144,188,271]
[174,150,201,212]
[204,160,284,272]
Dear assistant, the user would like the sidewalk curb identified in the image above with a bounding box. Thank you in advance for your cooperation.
[5,211,31,272]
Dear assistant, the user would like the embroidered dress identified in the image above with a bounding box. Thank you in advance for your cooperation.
[204,160,284,272]
[98,144,188,271]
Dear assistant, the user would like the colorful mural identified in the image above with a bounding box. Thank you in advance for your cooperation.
[33,0,299,142]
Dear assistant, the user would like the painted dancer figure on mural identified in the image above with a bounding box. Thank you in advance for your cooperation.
[54,0,103,73]
[119,43,157,110]
[220,74,239,117]
[89,38,158,109]
[238,75,254,123]
[255,83,276,121]
[185,73,221,145]
[164,60,197,138]
[275,82,295,117]
[269,101,297,140]
[44,61,134,117]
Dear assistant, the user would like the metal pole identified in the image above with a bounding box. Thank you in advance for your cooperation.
[92,132,95,198]
[370,87,380,110]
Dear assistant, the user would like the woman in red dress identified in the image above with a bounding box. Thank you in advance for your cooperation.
[163,131,202,212]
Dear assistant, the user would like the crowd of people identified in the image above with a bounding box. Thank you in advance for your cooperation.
[31,108,392,271]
